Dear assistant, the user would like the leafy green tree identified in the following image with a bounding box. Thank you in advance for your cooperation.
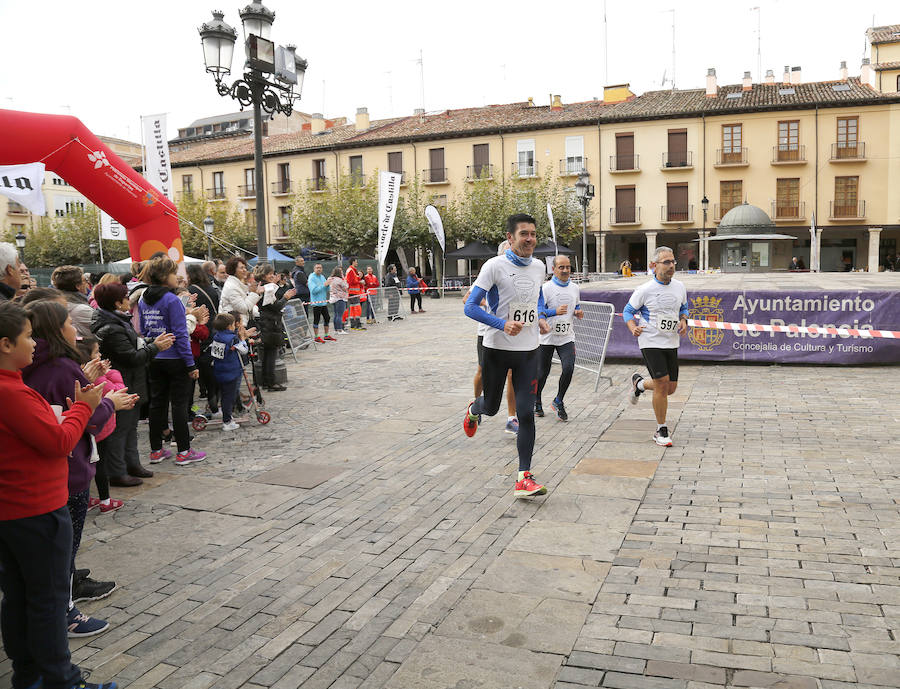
[174,194,255,259]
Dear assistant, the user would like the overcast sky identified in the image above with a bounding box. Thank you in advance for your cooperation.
[1,0,896,142]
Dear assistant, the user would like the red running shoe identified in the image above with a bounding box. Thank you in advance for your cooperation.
[87,497,101,511]
[315,336,325,343]
[514,472,548,497]
[324,335,337,341]
[99,498,124,514]
[462,402,479,437]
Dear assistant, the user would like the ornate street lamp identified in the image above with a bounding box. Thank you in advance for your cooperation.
[701,195,710,271]
[574,169,595,276]
[199,3,308,264]
[203,215,215,260]
[89,241,98,264]
[14,231,25,261]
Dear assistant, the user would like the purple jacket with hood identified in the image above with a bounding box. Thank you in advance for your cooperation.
[138,285,196,370]
[22,338,115,494]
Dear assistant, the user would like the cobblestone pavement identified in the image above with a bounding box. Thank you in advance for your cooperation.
[3,295,899,689]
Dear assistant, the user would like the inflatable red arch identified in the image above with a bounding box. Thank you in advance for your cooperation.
[0,109,182,263]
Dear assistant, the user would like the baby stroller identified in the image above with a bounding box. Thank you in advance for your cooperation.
[192,337,270,431]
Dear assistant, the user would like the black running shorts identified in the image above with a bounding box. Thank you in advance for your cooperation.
[641,347,679,381]
[476,335,485,368]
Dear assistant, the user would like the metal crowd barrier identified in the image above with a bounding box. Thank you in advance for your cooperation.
[366,287,405,322]
[281,298,317,361]
[552,301,615,391]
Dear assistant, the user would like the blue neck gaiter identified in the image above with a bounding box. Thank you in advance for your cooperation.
[505,248,532,267]
[551,276,570,287]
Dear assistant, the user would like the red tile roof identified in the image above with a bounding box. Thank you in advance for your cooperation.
[867,24,900,45]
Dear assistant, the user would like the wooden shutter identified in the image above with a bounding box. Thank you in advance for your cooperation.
[776,179,799,217]
[667,184,688,221]
[834,176,858,217]
[429,148,445,181]
[667,130,687,166]
[777,121,799,161]
[388,151,403,174]
[615,186,636,223]
[615,134,634,170]
[473,143,489,176]
[719,181,742,216]
[722,125,742,163]
[837,117,858,158]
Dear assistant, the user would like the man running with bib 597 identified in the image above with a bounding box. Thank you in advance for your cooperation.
[625,246,688,447]
[462,214,550,497]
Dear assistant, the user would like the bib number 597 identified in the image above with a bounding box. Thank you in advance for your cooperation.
[658,318,679,332]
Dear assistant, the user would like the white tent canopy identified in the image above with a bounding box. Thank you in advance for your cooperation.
[113,255,205,265]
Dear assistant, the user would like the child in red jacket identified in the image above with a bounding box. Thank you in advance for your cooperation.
[0,302,117,689]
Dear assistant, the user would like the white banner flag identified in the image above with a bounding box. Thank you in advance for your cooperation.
[141,114,173,200]
[425,204,445,252]
[100,211,127,241]
[546,203,558,254]
[376,171,402,265]
[0,162,46,215]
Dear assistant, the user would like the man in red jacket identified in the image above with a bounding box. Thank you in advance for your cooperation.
[346,257,366,331]
[0,302,117,689]
[363,266,380,324]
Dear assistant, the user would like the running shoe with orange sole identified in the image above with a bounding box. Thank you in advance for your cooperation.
[514,471,548,497]
[462,402,479,437]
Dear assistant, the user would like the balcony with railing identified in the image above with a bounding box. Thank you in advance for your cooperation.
[466,164,494,181]
[205,187,226,201]
[772,145,807,164]
[7,201,28,215]
[392,171,408,185]
[771,200,806,220]
[271,180,293,195]
[609,207,641,226]
[272,223,291,239]
[830,142,866,161]
[660,205,694,224]
[423,168,448,184]
[559,157,588,176]
[660,151,693,169]
[511,161,539,178]
[609,154,639,173]
[715,148,749,167]
[307,177,328,192]
[829,200,866,220]
[238,184,256,198]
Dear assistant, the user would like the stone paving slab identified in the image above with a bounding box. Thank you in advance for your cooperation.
[474,551,610,603]
[573,458,660,478]
[248,462,348,489]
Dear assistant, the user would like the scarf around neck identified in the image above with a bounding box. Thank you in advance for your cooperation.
[505,248,532,267]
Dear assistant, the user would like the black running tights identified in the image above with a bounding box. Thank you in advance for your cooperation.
[470,346,538,472]
[536,341,575,404]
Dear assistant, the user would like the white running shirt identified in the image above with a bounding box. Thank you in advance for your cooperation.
[626,277,688,349]
[474,255,546,352]
[539,279,580,346]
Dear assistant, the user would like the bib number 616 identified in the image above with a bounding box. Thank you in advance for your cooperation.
[512,308,536,323]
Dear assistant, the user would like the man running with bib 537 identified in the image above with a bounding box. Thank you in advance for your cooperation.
[463,214,550,497]
[625,246,687,447]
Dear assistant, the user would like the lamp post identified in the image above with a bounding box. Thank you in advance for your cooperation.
[14,231,25,262]
[574,169,595,276]
[203,215,215,260]
[701,195,709,271]
[199,3,307,265]
[89,241,98,265]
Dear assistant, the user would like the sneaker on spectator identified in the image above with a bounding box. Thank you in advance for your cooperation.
[203,409,222,419]
[73,577,116,603]
[148,449,172,464]
[99,499,124,515]
[67,607,109,637]
[71,678,118,689]
[87,497,101,511]
[74,567,90,582]
[175,449,206,466]
[222,421,240,431]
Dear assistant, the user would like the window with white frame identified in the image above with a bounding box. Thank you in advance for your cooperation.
[564,136,584,174]
[516,139,535,176]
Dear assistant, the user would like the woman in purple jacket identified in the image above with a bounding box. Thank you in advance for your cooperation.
[23,300,138,638]
[137,256,206,466]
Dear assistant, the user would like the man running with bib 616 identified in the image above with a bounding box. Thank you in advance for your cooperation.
[625,246,687,447]
[462,214,550,498]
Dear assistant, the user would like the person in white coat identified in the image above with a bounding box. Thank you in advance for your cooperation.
[219,257,261,326]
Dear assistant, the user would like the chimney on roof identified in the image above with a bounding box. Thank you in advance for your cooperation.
[705,68,717,98]
[742,71,752,91]
[413,107,425,123]
[765,69,775,84]
[839,61,848,81]
[527,96,534,107]
[861,58,872,85]
[551,94,563,111]
[790,66,801,84]
[311,113,325,134]
[355,107,369,132]
[783,66,791,85]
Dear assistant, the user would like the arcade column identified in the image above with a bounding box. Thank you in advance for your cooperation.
[645,231,658,269]
[868,227,882,272]
[599,232,608,274]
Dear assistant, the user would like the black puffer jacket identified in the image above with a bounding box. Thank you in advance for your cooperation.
[90,308,159,400]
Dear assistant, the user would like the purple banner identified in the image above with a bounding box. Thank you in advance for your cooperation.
[581,288,900,364]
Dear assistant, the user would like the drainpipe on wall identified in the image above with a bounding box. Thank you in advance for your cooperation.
[814,104,819,272]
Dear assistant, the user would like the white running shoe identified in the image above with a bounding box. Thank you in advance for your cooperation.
[653,427,673,447]
[222,421,240,431]
[629,373,644,405]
